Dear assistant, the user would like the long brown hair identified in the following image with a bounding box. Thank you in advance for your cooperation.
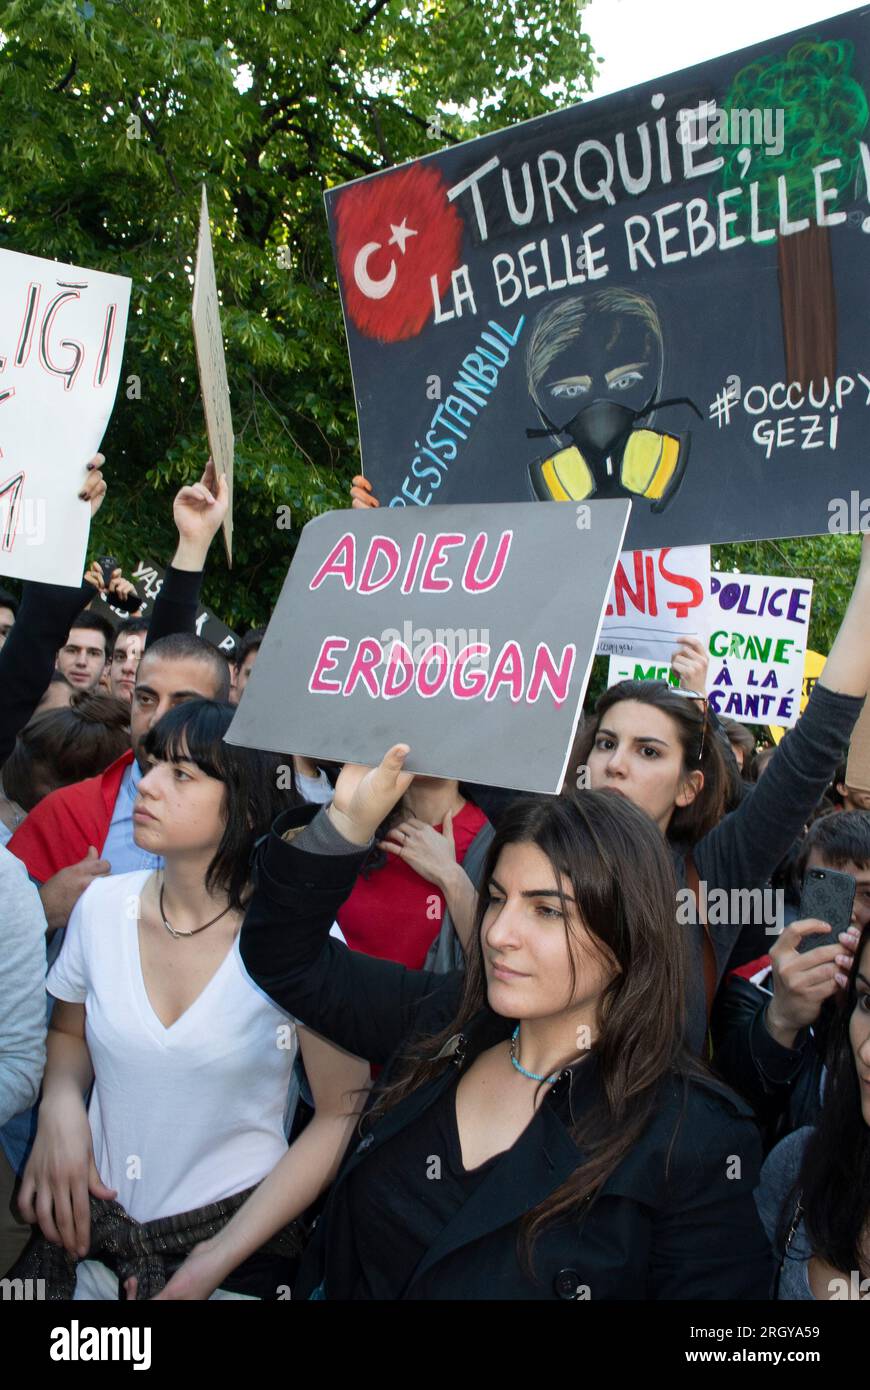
[572,680,730,843]
[365,790,708,1266]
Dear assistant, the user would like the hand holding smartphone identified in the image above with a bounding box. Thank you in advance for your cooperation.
[797,867,856,953]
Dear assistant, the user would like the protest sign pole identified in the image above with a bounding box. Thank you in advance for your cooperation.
[192,185,235,567]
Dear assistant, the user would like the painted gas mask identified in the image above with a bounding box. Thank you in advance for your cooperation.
[527,392,701,511]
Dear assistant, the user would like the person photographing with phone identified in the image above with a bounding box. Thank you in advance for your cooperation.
[714,810,870,1148]
[754,911,870,1299]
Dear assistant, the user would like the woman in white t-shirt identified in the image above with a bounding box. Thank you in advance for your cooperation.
[16,700,369,1300]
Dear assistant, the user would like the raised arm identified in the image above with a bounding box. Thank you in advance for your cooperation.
[0,456,106,767]
[813,534,870,696]
[696,536,870,908]
[239,746,462,1064]
[145,458,229,648]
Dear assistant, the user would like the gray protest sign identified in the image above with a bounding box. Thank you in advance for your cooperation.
[225,500,630,792]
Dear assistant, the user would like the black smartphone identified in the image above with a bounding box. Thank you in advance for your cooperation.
[797,866,856,953]
[97,555,141,614]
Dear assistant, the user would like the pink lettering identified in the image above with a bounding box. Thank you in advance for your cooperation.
[309,534,356,591]
[383,641,415,698]
[343,638,384,697]
[462,530,513,593]
[452,645,490,699]
[400,533,427,594]
[358,536,401,594]
[309,636,349,693]
[526,643,577,706]
[417,642,451,698]
[420,533,466,592]
[485,641,525,703]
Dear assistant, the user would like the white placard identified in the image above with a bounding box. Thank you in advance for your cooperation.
[596,545,711,661]
[0,248,130,586]
[608,571,813,729]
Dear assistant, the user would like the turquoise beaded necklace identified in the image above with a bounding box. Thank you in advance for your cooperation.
[509,1025,559,1085]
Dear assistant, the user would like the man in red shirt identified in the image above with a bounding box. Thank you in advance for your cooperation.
[8,462,231,932]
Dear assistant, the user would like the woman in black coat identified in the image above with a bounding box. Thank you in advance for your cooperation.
[156,746,772,1301]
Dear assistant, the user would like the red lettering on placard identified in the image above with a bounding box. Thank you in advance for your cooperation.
[658,548,704,619]
[611,552,646,616]
[0,471,25,551]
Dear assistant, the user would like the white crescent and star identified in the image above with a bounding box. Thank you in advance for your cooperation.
[352,219,418,299]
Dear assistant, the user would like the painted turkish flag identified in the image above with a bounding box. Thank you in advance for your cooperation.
[334,163,464,344]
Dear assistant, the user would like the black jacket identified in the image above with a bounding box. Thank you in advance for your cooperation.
[0,565,204,771]
[712,975,825,1151]
[240,804,772,1301]
[672,682,864,1050]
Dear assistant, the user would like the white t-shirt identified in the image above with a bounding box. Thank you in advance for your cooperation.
[46,870,298,1224]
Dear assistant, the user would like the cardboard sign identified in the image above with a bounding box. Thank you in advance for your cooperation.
[192,186,234,566]
[325,8,870,550]
[0,248,130,586]
[226,500,630,791]
[94,557,238,658]
[768,648,826,744]
[608,570,813,727]
[596,545,710,659]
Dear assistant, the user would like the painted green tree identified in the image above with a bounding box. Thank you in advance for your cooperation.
[717,38,868,390]
[0,0,596,628]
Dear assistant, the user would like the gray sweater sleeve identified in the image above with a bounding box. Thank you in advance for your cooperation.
[0,846,48,1125]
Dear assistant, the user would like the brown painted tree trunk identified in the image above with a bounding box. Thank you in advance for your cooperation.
[777,225,837,391]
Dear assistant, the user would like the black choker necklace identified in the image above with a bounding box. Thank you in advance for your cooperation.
[158,878,234,939]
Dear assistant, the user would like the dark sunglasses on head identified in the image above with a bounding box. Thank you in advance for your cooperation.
[669,686,708,763]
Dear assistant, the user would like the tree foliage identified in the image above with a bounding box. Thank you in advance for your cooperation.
[1,2,860,656]
[0,0,596,628]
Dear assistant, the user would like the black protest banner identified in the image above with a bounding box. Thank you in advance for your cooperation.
[225,501,630,792]
[93,558,238,658]
[325,7,870,550]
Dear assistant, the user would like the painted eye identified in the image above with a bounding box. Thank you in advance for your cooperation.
[608,371,644,392]
[549,381,589,400]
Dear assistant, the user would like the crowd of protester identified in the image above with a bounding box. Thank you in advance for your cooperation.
[0,457,868,1302]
